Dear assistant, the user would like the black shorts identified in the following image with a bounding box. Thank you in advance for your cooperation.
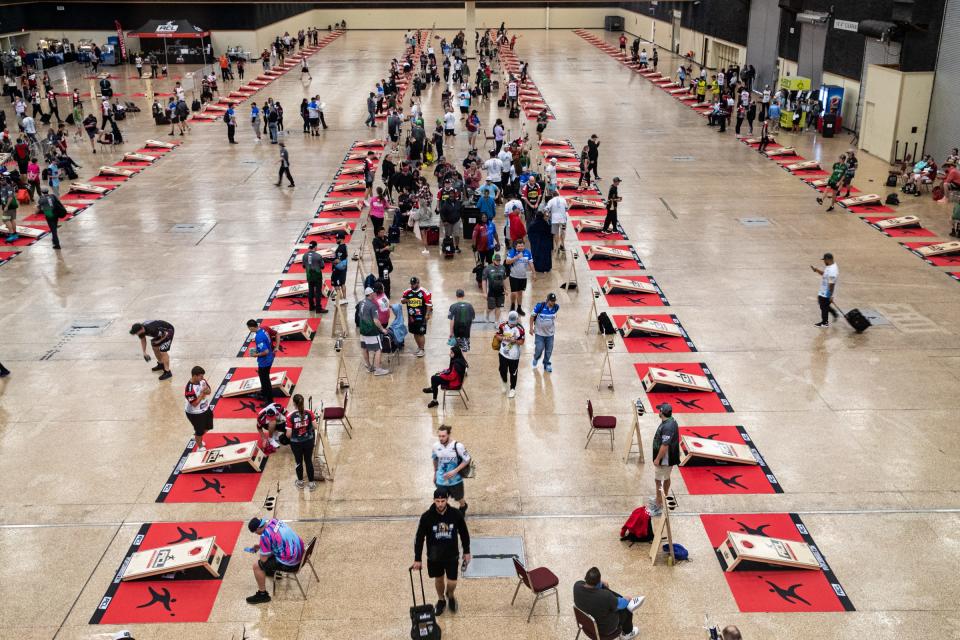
[389,133,399,142]
[331,269,347,286]
[152,333,174,353]
[259,555,298,575]
[427,555,459,580]
[437,481,465,501]
[186,409,214,436]
[409,320,427,336]
[459,106,468,114]
[509,276,527,292]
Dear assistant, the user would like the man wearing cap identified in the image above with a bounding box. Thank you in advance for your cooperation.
[600,177,622,235]
[482,151,502,200]
[402,276,432,357]
[331,232,349,303]
[302,241,328,313]
[649,403,680,517]
[412,488,472,616]
[245,516,305,604]
[476,182,497,222]
[256,402,287,450]
[247,319,278,407]
[530,293,559,372]
[275,141,294,187]
[482,253,507,323]
[544,157,558,193]
[811,252,839,328]
[358,286,390,375]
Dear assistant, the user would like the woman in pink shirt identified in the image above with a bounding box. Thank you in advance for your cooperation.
[26,158,41,201]
[369,186,389,235]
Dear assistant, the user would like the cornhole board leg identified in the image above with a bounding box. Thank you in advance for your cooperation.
[649,489,675,566]
[585,291,599,334]
[597,349,614,391]
[314,427,336,480]
[335,350,351,393]
[560,252,579,291]
[122,537,225,581]
[353,254,369,294]
[331,300,349,339]
[622,400,645,464]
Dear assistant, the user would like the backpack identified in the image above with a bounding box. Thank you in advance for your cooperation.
[901,182,916,195]
[364,273,376,290]
[440,198,460,224]
[597,312,616,335]
[191,99,201,112]
[354,301,363,328]
[885,193,900,206]
[454,441,474,478]
[442,236,456,258]
[885,173,898,187]
[664,543,689,561]
[620,507,654,543]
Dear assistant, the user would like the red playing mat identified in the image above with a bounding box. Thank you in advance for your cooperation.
[677,425,780,494]
[90,175,130,184]
[846,203,894,214]
[301,223,356,243]
[576,223,626,242]
[613,314,695,353]
[789,168,827,177]
[583,245,643,270]
[263,279,330,311]
[237,318,321,358]
[62,192,104,201]
[773,155,805,164]
[135,147,170,155]
[567,206,608,218]
[0,251,19,266]
[862,217,935,237]
[596,275,668,307]
[283,249,334,274]
[950,272,960,282]
[701,513,854,613]
[1,228,46,246]
[210,366,301,418]
[901,242,960,266]
[634,362,733,413]
[316,204,362,219]
[90,521,242,624]
[113,161,148,170]
[157,433,267,503]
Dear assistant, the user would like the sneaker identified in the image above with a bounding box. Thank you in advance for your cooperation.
[447,595,458,613]
[246,591,272,604]
[427,400,439,408]
[814,321,829,328]
[308,481,318,491]
[508,389,516,398]
[826,207,834,212]
[531,359,539,368]
[295,479,306,489]
[373,368,390,376]
[421,249,430,254]
[647,504,663,517]
[414,349,425,358]
[621,627,640,640]
[501,381,508,393]
[626,595,646,612]
[158,371,172,380]
[544,364,552,373]
[151,363,164,372]
[517,307,525,316]
[816,197,823,205]
[422,387,434,394]
[366,364,375,373]
[270,438,281,448]
[434,599,446,616]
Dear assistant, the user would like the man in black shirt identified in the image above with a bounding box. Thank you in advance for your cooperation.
[573,567,644,639]
[372,226,394,296]
[587,134,601,180]
[301,241,327,313]
[600,177,622,235]
[412,488,472,616]
[130,320,175,380]
[650,402,680,517]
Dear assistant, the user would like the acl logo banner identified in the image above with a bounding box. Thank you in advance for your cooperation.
[114,21,126,59]
[157,21,179,33]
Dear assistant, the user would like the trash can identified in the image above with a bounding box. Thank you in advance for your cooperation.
[822,114,837,138]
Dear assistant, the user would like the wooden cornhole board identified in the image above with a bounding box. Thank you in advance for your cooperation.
[586,246,634,261]
[742,136,774,145]
[557,178,582,188]
[542,150,578,159]
[574,219,606,233]
[679,435,757,466]
[182,441,265,473]
[668,87,688,94]
[540,138,569,146]
[354,139,386,148]
[621,317,683,338]
[275,283,310,299]
[306,221,353,237]
[337,166,366,177]
[122,536,225,581]
[144,139,177,149]
[916,240,960,257]
[642,367,712,393]
[876,215,920,230]
[602,276,658,296]
[716,532,820,572]
[203,104,228,113]
[554,162,581,172]
[839,193,880,207]
[229,91,251,98]
[347,151,380,161]
[786,160,820,171]
[331,178,365,190]
[569,197,605,209]
[99,166,136,177]
[62,204,82,216]
[69,182,110,194]
[217,97,240,106]
[764,147,796,157]
[13,225,46,238]
[319,198,363,212]
[222,370,294,398]
[807,178,831,187]
[271,319,315,340]
[292,246,336,263]
[123,152,158,163]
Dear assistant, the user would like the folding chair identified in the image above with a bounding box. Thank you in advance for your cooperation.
[586,400,617,451]
[510,558,559,623]
[322,389,353,439]
[573,605,620,640]
[271,536,319,599]
[441,376,469,410]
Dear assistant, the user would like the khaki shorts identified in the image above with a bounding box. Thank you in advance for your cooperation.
[2,209,15,222]
[654,465,673,482]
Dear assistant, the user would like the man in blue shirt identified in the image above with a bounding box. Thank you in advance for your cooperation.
[247,319,276,406]
[505,239,533,316]
[478,176,499,202]
[529,292,559,372]
[477,185,497,221]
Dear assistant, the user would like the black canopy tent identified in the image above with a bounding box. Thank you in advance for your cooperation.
[127,20,211,68]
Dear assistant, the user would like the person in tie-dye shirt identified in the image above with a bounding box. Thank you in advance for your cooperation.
[246,517,305,604]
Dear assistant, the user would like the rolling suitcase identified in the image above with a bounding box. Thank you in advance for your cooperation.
[832,302,871,333]
[409,568,441,639]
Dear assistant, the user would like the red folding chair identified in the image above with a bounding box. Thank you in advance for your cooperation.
[510,557,559,623]
[586,399,617,450]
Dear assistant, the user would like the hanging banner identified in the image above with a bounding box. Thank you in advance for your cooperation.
[115,20,127,59]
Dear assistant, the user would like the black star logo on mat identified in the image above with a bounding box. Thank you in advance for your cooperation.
[730,519,771,537]
[603,262,624,269]
[194,477,226,497]
[941,256,960,264]
[710,471,748,490]
[222,435,241,446]
[136,586,177,616]
[645,340,671,351]
[167,526,199,544]
[764,579,811,606]
[672,398,702,410]
[690,431,719,440]
[625,297,651,305]
[235,400,258,413]
[286,298,307,307]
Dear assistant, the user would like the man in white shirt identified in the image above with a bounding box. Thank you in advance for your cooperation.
[21,115,36,142]
[544,189,568,253]
[760,85,772,120]
[544,157,558,192]
[483,151,502,186]
[507,77,518,110]
[811,252,840,327]
[443,109,457,137]
[497,146,514,194]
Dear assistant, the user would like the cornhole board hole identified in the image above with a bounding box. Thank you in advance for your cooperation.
[568,197,606,210]
[221,370,294,399]
[238,318,320,358]
[839,193,880,208]
[615,314,695,353]
[902,241,960,266]
[305,221,354,237]
[764,147,796,157]
[69,182,111,194]
[353,139,386,148]
[90,521,241,624]
[634,362,733,413]
[99,166,136,177]
[211,367,300,418]
[598,276,668,306]
[677,425,781,495]
[264,279,330,311]
[158,433,268,503]
[181,442,265,474]
[785,160,820,172]
[144,139,179,149]
[122,536,226,581]
[584,245,643,270]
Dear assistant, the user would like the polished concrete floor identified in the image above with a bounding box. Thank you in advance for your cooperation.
[1,27,959,640]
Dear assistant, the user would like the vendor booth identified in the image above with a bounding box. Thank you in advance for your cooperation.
[127,19,212,66]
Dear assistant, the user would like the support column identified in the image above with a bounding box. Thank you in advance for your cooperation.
[797,21,827,88]
[465,0,476,56]
[745,0,782,91]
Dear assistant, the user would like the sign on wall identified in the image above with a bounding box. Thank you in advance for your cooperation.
[834,19,859,33]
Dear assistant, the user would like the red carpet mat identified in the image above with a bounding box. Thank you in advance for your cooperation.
[283,249,336,274]
[583,245,643,270]
[210,366,301,418]
[845,203,895,214]
[567,204,609,218]
[677,425,781,494]
[701,513,854,613]
[0,251,19,266]
[613,314,695,353]
[236,318,321,358]
[90,175,130,184]
[596,275,668,306]
[90,521,241,624]
[634,362,733,413]
[862,217,935,238]
[0,227,46,246]
[263,279,329,311]
[157,433,266,503]
[902,242,960,266]
[575,221,627,241]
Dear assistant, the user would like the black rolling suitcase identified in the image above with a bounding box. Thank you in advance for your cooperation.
[409,568,441,639]
[833,302,871,333]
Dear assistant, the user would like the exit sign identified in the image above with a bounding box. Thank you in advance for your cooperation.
[834,19,859,32]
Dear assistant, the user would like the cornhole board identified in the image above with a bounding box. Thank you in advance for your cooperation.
[290,246,336,263]
[574,219,609,232]
[305,221,354,237]
[353,139,386,148]
[221,370,294,398]
[539,138,570,147]
[635,362,733,413]
[12,225,47,239]
[217,98,240,106]
[123,152,158,163]
[158,433,269,502]
[238,318,320,358]
[678,425,781,495]
[542,150,578,159]
[330,178,366,191]
[741,136,775,145]
[668,87,688,95]
[229,91,251,98]
[642,367,712,393]
[62,204,84,215]
[191,113,218,122]
[717,532,819,572]
[681,436,757,467]
[585,246,642,270]
[275,282,310,299]
[69,182,111,194]
[915,240,960,257]
[568,197,606,209]
[264,279,330,311]
[317,198,364,213]
[283,249,334,275]
[621,316,683,338]
[144,139,179,149]
[602,276,659,296]
[90,521,241,624]
[181,442,265,473]
[839,193,880,207]
[122,536,226,581]
[615,314,695,353]
[873,215,920,230]
[764,147,796,157]
[99,166,136,177]
[786,160,820,172]
[553,162,581,172]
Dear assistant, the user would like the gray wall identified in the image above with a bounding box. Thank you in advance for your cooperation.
[746,0,782,89]
[925,0,960,162]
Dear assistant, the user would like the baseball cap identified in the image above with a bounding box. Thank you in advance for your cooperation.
[547,292,557,301]
[364,286,375,296]
[336,231,346,239]
[657,402,673,416]
[410,276,420,284]
[612,176,622,183]
[507,310,519,323]
[308,240,317,248]
[550,157,557,164]
[433,488,449,499]
[493,253,501,261]
[247,517,264,533]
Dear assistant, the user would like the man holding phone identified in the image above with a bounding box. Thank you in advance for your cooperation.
[811,252,839,328]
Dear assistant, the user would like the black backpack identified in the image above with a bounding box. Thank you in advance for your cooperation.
[885,173,898,187]
[885,193,900,206]
[442,236,456,257]
[597,312,617,335]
